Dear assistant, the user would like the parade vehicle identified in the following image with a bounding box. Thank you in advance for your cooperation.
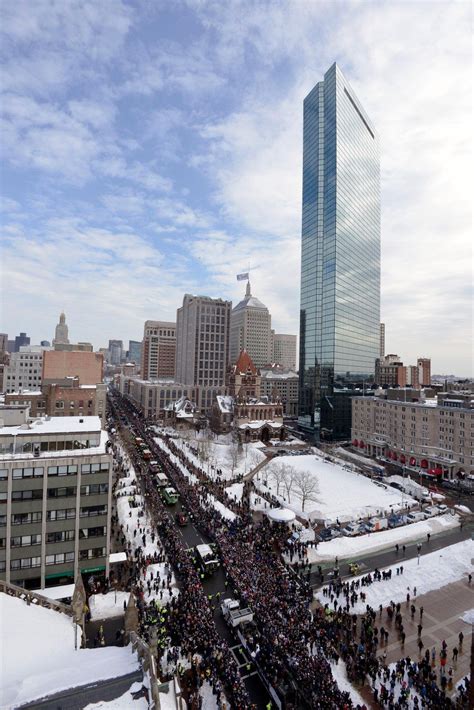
[220,598,254,628]
[155,472,170,487]
[161,487,179,505]
[348,562,361,575]
[148,460,160,474]
[142,448,152,460]
[175,512,188,526]
[195,544,220,575]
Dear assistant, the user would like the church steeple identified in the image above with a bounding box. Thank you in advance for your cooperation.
[245,280,251,298]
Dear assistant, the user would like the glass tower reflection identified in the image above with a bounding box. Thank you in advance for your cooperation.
[298,63,380,440]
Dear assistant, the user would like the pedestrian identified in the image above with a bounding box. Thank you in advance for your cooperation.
[419,605,424,619]
[417,623,423,637]
[402,545,406,555]
[458,631,464,647]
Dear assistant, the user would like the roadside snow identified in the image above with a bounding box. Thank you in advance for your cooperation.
[329,660,366,706]
[89,591,130,619]
[225,482,244,502]
[203,492,237,521]
[256,454,417,523]
[307,514,459,563]
[460,609,474,624]
[316,539,473,614]
[0,595,139,709]
[84,682,147,709]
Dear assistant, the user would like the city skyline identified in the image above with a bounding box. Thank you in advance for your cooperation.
[0,1,472,374]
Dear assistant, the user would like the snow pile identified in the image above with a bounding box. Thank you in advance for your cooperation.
[153,437,199,484]
[329,661,366,706]
[225,482,244,502]
[203,492,237,521]
[316,539,473,614]
[257,454,417,522]
[460,609,474,624]
[84,682,147,709]
[307,514,459,562]
[89,591,130,619]
[0,594,139,708]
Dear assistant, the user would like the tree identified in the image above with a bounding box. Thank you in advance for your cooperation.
[226,440,241,477]
[270,462,287,497]
[282,463,296,503]
[293,469,319,512]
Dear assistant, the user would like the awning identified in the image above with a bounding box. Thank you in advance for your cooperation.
[32,583,75,600]
[421,459,428,469]
[267,507,296,523]
[109,551,127,563]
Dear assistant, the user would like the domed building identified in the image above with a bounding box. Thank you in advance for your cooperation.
[229,281,272,368]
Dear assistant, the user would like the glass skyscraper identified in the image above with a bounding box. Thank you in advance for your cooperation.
[298,63,380,440]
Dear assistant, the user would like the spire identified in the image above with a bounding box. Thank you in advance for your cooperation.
[245,280,251,298]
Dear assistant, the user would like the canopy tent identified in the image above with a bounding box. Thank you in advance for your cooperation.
[267,507,296,523]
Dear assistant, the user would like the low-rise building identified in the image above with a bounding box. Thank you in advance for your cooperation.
[260,366,299,417]
[0,411,112,590]
[3,346,52,393]
[271,333,297,371]
[117,375,197,420]
[351,391,474,479]
[43,350,103,386]
[4,381,106,426]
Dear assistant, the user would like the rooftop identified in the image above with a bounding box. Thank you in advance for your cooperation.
[232,281,268,312]
[0,415,102,437]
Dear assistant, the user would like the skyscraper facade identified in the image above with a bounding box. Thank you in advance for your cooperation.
[53,312,69,346]
[141,321,176,379]
[230,282,272,368]
[176,294,231,411]
[299,63,380,440]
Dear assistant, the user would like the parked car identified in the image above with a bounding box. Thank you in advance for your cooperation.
[365,518,388,532]
[406,511,425,523]
[422,506,439,519]
[436,504,448,513]
[342,523,361,537]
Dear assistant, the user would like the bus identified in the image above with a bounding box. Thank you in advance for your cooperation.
[161,487,179,505]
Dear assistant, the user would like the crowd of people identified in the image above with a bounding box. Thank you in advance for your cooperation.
[108,392,471,709]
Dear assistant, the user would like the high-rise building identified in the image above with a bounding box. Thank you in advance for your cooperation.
[141,322,176,379]
[298,63,381,440]
[380,323,385,358]
[0,334,8,353]
[108,340,123,366]
[127,340,142,365]
[230,282,272,368]
[176,294,231,411]
[14,332,30,352]
[271,333,297,371]
[53,312,69,346]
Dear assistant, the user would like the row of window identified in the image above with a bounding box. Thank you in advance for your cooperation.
[1,484,109,503]
[6,546,107,573]
[0,463,109,480]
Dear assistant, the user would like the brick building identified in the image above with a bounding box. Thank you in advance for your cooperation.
[141,321,176,380]
[42,350,103,386]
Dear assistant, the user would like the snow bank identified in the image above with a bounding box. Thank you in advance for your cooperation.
[316,539,473,614]
[89,591,130,619]
[329,660,366,706]
[307,513,459,563]
[0,595,139,708]
[225,482,244,502]
[257,454,416,522]
[460,609,474,624]
[84,682,147,709]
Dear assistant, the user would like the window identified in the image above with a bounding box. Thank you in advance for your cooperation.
[12,489,43,501]
[12,467,43,479]
[45,552,74,566]
[46,530,75,543]
[12,511,42,525]
[80,483,108,496]
[79,526,106,539]
[11,534,42,547]
[0,469,7,480]
[55,401,64,409]
[48,465,77,476]
[47,486,76,498]
[10,556,41,570]
[80,504,107,518]
[0,515,6,527]
[81,463,108,474]
[47,508,75,521]
[79,547,106,560]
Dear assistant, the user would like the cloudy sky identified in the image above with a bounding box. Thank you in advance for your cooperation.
[0,0,472,374]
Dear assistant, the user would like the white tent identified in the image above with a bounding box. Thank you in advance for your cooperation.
[267,507,296,523]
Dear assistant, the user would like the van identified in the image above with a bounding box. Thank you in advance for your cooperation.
[406,512,425,523]
[342,523,361,537]
[422,506,439,519]
[365,518,388,532]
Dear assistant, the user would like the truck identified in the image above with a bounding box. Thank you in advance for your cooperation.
[195,544,219,575]
[155,472,169,488]
[220,598,254,628]
[161,487,179,505]
[148,460,160,474]
[342,523,362,537]
[364,517,388,532]
[142,448,152,461]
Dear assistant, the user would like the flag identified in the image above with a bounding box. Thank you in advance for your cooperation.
[236,272,249,281]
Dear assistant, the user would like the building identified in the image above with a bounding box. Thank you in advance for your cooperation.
[0,411,112,589]
[380,323,385,358]
[227,350,261,400]
[298,63,380,441]
[54,342,93,352]
[351,391,474,479]
[375,354,404,388]
[4,381,107,426]
[176,294,231,412]
[417,358,431,387]
[0,334,8,353]
[141,321,176,380]
[127,340,142,365]
[271,333,297,371]
[230,282,272,368]
[14,332,30,352]
[260,366,299,417]
[52,312,69,346]
[3,346,51,393]
[108,340,123,366]
[117,375,196,420]
[42,350,103,387]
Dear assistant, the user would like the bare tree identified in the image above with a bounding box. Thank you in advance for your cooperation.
[270,462,287,497]
[198,437,211,465]
[226,439,241,477]
[293,469,320,512]
[282,463,296,503]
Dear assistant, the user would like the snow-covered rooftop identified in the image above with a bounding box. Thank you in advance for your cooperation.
[216,395,234,413]
[0,415,102,437]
